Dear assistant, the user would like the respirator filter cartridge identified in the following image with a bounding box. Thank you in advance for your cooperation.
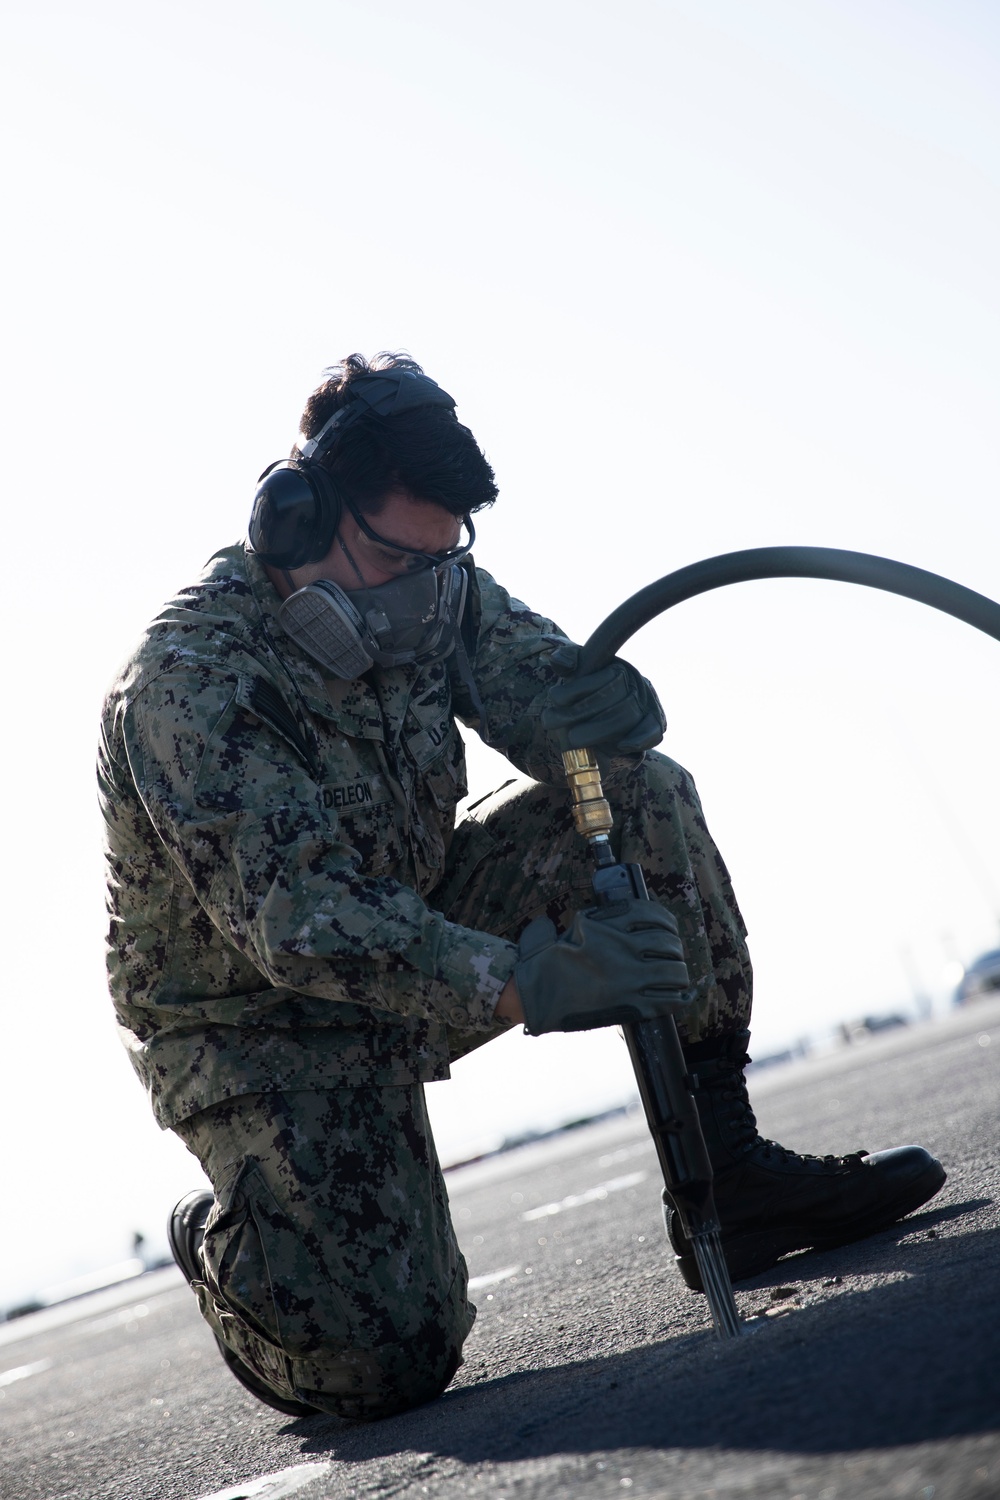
[278,582,375,679]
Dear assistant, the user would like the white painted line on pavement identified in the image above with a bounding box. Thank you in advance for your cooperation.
[82,1300,155,1335]
[0,1265,184,1349]
[193,1464,334,1500]
[467,1264,520,1291]
[521,1171,648,1221]
[0,1358,53,1388]
[598,1141,650,1168]
[445,1112,648,1195]
[38,1257,145,1306]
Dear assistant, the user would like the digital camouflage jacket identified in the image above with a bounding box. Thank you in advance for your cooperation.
[98,544,571,1128]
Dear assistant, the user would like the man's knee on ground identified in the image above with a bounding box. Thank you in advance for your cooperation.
[201,1274,470,1422]
[203,1221,472,1423]
[300,1308,467,1422]
[305,1268,474,1421]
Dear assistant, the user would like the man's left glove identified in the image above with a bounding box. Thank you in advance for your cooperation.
[541,643,666,755]
[515,898,691,1035]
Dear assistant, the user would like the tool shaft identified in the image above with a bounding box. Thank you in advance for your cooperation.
[562,748,741,1338]
[623,1015,715,1227]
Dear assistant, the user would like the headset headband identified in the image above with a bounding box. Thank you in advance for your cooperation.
[296,370,457,461]
[250,366,460,569]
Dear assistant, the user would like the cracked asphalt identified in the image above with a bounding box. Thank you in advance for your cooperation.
[2,996,998,1500]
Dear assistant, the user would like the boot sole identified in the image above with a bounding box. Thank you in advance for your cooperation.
[675,1158,947,1291]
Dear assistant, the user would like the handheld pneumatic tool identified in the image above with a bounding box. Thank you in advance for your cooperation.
[563,545,1000,1340]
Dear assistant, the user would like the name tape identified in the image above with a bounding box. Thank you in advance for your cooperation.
[321,777,392,812]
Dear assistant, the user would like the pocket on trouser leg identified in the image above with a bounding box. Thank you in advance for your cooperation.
[192,1282,301,1405]
[196,1156,354,1403]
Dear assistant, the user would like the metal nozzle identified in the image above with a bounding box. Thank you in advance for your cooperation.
[690,1229,742,1338]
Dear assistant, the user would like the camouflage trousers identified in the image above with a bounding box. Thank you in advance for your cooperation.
[175,1085,468,1422]
[440,751,752,1058]
[174,752,752,1420]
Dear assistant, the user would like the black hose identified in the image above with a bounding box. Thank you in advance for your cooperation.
[578,546,1000,673]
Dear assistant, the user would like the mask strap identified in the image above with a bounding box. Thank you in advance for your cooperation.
[446,592,489,742]
[337,533,368,589]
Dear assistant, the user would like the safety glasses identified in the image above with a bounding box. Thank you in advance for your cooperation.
[343,498,476,576]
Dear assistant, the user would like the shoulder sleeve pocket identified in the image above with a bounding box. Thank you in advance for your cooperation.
[193,681,319,813]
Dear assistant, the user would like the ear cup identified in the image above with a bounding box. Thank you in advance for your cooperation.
[249,461,343,568]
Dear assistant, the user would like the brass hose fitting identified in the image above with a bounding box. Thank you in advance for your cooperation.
[562,748,614,842]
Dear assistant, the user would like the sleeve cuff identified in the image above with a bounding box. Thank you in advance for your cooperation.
[373,928,518,1032]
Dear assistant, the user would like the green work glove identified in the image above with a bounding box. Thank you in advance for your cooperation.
[541,643,666,755]
[515,898,691,1036]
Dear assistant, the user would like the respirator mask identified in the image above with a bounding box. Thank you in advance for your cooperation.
[278,504,475,678]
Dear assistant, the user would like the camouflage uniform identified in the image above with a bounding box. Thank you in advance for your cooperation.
[99,543,751,1418]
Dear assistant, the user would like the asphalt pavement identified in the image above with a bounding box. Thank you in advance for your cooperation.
[2,997,998,1500]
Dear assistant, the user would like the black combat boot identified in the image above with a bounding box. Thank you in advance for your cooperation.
[168,1190,319,1418]
[664,1031,946,1291]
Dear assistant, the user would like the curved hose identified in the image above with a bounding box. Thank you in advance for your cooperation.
[578,546,1000,673]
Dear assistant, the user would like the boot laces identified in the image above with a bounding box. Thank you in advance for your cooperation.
[711,1051,867,1169]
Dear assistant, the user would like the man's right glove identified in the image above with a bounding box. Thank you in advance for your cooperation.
[515,898,692,1036]
[541,644,666,756]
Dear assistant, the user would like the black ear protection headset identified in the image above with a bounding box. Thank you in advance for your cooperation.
[248,369,458,568]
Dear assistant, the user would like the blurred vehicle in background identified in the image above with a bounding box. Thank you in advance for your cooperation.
[840,1014,911,1045]
[954,949,1000,1006]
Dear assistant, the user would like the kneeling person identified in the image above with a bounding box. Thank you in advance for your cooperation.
[99,353,944,1420]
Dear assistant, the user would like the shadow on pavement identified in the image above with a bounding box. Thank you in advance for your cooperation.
[289,1218,999,1466]
[757,1195,993,1289]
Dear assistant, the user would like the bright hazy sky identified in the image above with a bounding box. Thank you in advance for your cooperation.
[2,0,998,1305]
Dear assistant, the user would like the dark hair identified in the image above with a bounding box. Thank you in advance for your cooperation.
[294,351,498,517]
